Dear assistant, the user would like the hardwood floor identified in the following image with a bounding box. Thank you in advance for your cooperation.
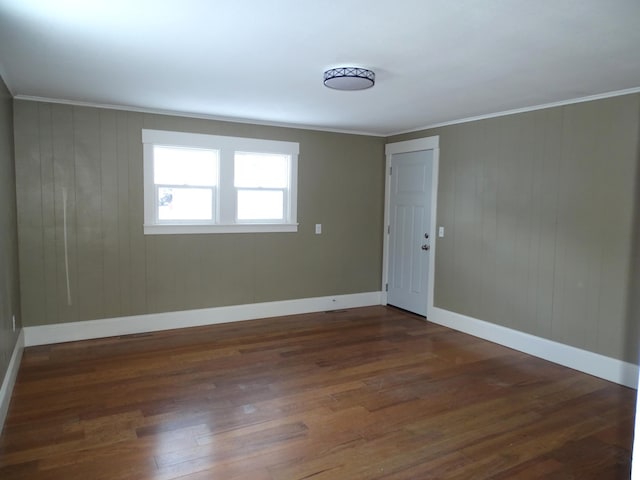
[0,306,635,479]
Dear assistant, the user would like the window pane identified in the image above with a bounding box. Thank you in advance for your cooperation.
[158,187,213,220]
[234,152,289,188]
[154,146,218,186]
[237,190,284,220]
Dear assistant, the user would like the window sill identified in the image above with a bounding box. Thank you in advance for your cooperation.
[143,223,299,235]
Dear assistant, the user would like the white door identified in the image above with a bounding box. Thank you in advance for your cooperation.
[387,150,433,316]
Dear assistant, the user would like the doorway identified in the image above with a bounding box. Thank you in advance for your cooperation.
[383,137,439,317]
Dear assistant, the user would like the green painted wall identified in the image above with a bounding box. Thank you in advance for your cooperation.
[389,94,640,363]
[12,94,640,365]
[13,101,386,327]
[0,76,21,384]
[628,106,640,364]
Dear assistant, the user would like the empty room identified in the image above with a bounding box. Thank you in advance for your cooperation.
[1,1,640,478]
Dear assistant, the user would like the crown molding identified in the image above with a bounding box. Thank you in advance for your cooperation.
[388,86,640,137]
[12,95,386,137]
[13,86,640,139]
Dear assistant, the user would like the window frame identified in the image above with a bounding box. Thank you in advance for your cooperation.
[142,129,299,235]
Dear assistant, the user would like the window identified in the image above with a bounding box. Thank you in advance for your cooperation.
[234,152,290,222]
[142,129,298,234]
[154,146,218,222]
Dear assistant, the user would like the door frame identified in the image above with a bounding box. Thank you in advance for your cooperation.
[382,136,440,318]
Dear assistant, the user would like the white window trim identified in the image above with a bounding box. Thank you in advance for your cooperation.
[143,224,299,235]
[142,129,299,235]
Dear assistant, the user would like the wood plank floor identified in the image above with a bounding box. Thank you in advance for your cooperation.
[0,306,635,479]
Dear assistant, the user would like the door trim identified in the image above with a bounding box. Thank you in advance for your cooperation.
[382,136,440,318]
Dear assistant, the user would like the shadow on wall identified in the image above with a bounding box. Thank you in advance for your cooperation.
[624,123,640,366]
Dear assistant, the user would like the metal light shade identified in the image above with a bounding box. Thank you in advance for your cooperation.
[323,67,375,90]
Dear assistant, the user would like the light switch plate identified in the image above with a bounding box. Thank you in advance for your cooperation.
[315,224,322,234]
[438,226,444,237]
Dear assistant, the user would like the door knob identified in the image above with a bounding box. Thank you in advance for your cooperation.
[421,244,430,250]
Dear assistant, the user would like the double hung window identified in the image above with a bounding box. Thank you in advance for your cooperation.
[142,129,298,234]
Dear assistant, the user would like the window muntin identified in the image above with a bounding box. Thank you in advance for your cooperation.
[142,129,299,234]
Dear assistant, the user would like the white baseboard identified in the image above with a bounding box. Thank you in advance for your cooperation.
[22,293,637,389]
[24,292,383,347]
[1,329,24,434]
[428,306,639,389]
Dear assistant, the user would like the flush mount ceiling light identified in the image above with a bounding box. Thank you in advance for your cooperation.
[323,67,375,90]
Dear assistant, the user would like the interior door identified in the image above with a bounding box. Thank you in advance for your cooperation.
[387,149,433,316]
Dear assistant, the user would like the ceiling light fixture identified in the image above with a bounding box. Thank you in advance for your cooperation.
[323,67,375,90]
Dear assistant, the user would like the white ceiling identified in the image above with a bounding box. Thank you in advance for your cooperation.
[1,0,639,136]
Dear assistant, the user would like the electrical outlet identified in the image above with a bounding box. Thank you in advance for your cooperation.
[315,224,322,234]
[438,226,445,238]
